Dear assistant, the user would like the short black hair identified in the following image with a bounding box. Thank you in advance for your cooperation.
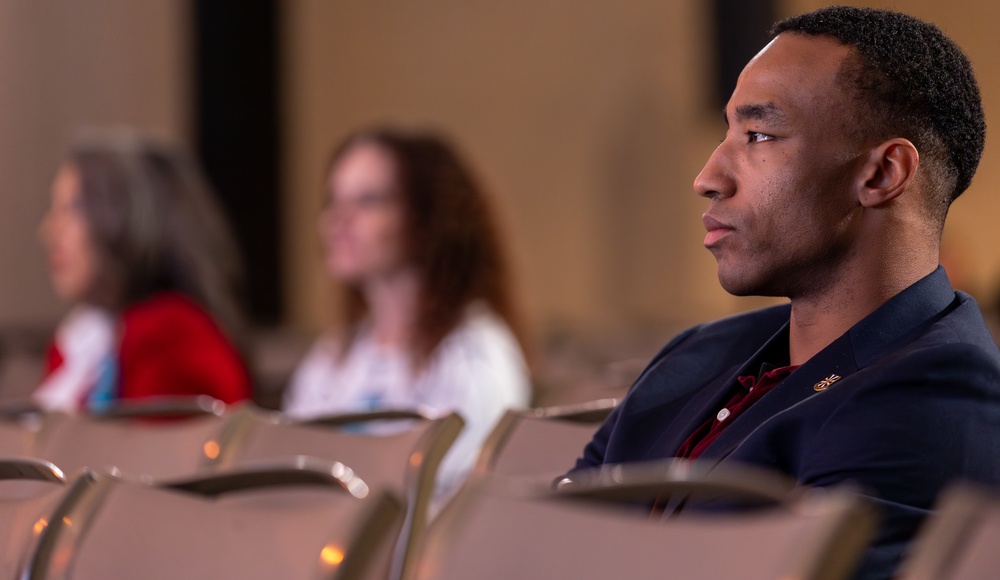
[773,6,985,218]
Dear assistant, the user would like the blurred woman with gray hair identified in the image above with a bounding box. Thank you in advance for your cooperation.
[35,131,251,412]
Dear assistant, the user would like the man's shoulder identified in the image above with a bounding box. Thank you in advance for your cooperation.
[874,291,1000,374]
[881,290,1000,366]
[935,291,1000,352]
[830,290,1000,406]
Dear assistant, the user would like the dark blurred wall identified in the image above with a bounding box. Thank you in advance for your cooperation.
[712,0,777,109]
[194,0,283,326]
[0,1,189,327]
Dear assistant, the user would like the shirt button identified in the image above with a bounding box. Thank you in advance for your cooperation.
[717,408,731,422]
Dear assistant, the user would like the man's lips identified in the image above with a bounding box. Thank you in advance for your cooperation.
[702,214,734,247]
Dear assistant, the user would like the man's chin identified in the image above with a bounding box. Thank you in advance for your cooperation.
[717,267,751,296]
[717,271,783,298]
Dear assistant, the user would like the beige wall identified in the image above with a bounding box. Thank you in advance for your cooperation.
[0,1,190,328]
[1,0,996,356]
[283,0,1000,351]
[284,1,736,344]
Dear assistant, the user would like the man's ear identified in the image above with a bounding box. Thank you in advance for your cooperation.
[857,138,919,208]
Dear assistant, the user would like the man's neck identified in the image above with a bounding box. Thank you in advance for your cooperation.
[787,259,937,366]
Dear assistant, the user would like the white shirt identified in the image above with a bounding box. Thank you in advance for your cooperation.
[33,306,116,412]
[283,305,531,504]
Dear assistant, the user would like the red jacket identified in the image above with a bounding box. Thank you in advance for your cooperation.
[43,293,251,407]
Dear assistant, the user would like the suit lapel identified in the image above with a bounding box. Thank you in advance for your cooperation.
[701,332,860,461]
[701,266,957,462]
[648,323,790,458]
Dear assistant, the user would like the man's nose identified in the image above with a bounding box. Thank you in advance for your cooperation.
[693,143,735,200]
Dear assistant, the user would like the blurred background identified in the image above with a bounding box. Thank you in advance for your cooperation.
[1,0,998,406]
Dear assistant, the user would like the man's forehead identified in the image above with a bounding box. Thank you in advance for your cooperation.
[754,32,852,68]
[725,33,853,123]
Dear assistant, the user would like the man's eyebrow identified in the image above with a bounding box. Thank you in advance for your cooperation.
[722,102,788,126]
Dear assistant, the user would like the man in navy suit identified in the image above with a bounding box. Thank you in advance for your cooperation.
[571,6,1000,579]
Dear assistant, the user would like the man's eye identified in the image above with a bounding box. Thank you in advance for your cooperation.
[748,131,773,143]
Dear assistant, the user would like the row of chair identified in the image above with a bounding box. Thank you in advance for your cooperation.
[0,395,621,484]
[0,397,467,579]
[0,395,621,577]
[1,456,876,580]
[469,401,1000,580]
[0,396,996,579]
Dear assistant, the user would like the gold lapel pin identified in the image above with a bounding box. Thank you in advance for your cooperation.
[813,374,842,392]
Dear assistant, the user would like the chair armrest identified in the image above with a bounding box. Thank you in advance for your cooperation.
[160,455,370,498]
[91,395,227,420]
[533,398,620,422]
[0,398,43,421]
[303,409,429,427]
[0,458,66,483]
[556,459,799,507]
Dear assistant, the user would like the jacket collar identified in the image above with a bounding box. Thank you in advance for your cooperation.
[847,266,957,367]
[701,266,957,460]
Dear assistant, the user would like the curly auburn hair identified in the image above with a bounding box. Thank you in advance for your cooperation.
[327,127,523,367]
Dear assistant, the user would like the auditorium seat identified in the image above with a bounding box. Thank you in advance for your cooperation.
[28,457,401,579]
[0,458,68,578]
[212,407,463,579]
[898,480,1000,580]
[31,397,231,479]
[413,459,875,580]
[473,398,618,481]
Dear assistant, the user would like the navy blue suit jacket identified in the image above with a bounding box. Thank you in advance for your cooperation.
[573,267,1000,578]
